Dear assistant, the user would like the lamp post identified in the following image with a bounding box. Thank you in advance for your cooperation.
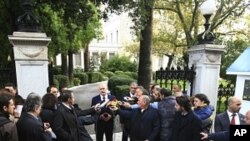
[17,0,41,32]
[197,0,217,44]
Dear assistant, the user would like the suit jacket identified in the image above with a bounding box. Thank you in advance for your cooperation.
[91,94,115,106]
[170,111,202,141]
[52,104,81,141]
[118,107,160,141]
[91,94,116,117]
[209,131,229,141]
[17,113,51,141]
[214,111,245,132]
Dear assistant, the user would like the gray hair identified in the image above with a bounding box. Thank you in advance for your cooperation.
[24,92,42,112]
[141,95,151,105]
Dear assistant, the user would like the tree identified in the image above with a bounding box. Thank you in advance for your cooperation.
[94,0,249,90]
[154,0,249,64]
[0,0,22,64]
[37,0,101,83]
[95,0,155,90]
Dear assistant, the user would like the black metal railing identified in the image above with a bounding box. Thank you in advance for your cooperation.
[155,65,196,96]
[0,63,16,88]
[216,83,235,113]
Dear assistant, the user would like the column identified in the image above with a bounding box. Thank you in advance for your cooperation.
[8,32,51,98]
[188,44,225,110]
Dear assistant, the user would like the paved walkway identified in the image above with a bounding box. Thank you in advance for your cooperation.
[70,81,123,141]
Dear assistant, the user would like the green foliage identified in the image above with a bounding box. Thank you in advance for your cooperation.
[113,85,130,100]
[73,77,81,86]
[100,56,137,72]
[103,71,115,78]
[73,67,85,74]
[74,73,88,85]
[54,75,69,88]
[108,75,135,98]
[0,0,22,63]
[87,72,104,83]
[53,78,59,89]
[53,66,62,75]
[124,71,138,80]
[220,39,248,83]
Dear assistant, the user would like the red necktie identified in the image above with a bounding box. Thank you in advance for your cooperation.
[231,113,236,125]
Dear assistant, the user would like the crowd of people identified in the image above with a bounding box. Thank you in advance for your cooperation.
[0,82,249,141]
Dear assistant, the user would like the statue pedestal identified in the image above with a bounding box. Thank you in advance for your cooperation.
[188,44,225,110]
[8,32,51,99]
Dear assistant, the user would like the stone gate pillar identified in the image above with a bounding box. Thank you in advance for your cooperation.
[8,32,51,98]
[188,44,225,110]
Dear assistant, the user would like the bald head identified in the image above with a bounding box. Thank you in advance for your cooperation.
[99,83,108,96]
[227,96,242,113]
[245,110,250,125]
[137,95,151,109]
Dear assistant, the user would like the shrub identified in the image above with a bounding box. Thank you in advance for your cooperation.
[53,66,62,75]
[100,55,137,72]
[54,75,69,88]
[73,77,81,86]
[73,67,84,74]
[114,71,131,78]
[87,72,104,83]
[108,75,135,98]
[74,73,88,84]
[103,71,115,78]
[124,71,138,80]
[113,85,130,100]
[53,78,59,89]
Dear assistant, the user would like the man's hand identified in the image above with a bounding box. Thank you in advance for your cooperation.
[94,103,101,113]
[13,111,20,118]
[200,132,208,140]
[122,102,131,108]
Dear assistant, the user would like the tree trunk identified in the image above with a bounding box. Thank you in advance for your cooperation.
[68,50,74,83]
[138,2,154,91]
[61,53,68,76]
[84,43,90,72]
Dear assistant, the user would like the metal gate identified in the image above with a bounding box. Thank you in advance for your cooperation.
[0,63,16,88]
[155,65,196,96]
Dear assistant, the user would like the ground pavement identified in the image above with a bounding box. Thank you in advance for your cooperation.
[70,81,123,141]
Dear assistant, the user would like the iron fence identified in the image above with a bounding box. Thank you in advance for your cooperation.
[217,83,235,113]
[0,63,16,88]
[155,65,196,96]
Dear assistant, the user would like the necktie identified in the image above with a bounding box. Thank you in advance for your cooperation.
[231,113,236,125]
[103,96,106,101]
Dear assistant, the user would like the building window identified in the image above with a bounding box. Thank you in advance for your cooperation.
[92,52,99,66]
[116,30,119,43]
[100,52,107,63]
[109,53,115,59]
[111,33,113,43]
[243,80,250,101]
[74,52,81,67]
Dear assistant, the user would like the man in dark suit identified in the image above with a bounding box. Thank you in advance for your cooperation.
[91,83,115,141]
[214,96,245,132]
[120,82,137,141]
[117,95,160,141]
[17,93,52,141]
[201,109,250,141]
[52,90,82,141]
